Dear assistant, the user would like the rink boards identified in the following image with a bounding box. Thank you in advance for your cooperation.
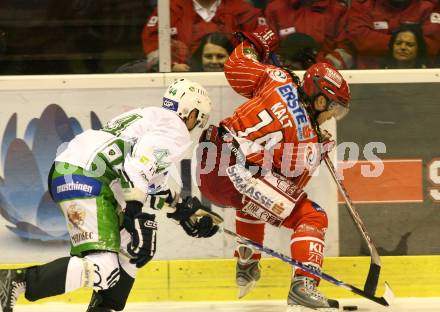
[3,255,440,304]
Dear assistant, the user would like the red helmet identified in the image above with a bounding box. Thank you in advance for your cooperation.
[302,63,351,120]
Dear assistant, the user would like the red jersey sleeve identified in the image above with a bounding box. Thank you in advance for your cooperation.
[141,7,159,55]
[347,2,390,56]
[224,42,269,99]
[423,6,440,56]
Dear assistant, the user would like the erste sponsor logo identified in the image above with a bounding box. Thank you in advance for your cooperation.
[276,84,314,141]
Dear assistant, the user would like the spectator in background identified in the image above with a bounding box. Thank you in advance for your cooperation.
[265,0,353,69]
[190,32,233,72]
[346,0,440,69]
[115,39,189,73]
[382,24,429,68]
[274,32,320,70]
[141,0,266,72]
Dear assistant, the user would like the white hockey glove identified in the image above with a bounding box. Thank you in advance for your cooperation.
[122,186,147,203]
[123,201,157,268]
[167,196,223,238]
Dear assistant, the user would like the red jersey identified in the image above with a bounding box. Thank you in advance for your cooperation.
[141,0,265,63]
[222,42,319,188]
[265,0,348,55]
[347,0,439,68]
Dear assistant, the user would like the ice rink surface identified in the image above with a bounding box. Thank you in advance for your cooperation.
[13,298,440,312]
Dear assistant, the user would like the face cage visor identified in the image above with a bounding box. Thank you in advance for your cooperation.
[327,101,349,121]
[198,112,209,129]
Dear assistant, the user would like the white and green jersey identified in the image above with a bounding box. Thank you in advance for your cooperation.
[55,107,191,196]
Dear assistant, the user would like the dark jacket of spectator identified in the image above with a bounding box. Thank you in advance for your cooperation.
[347,0,440,69]
[265,0,349,68]
[141,0,265,66]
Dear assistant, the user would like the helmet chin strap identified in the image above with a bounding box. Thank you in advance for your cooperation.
[304,94,330,142]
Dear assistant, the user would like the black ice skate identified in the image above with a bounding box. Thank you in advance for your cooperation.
[235,244,261,299]
[0,269,26,312]
[287,276,339,312]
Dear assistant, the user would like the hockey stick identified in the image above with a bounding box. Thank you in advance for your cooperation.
[223,228,394,307]
[323,155,382,296]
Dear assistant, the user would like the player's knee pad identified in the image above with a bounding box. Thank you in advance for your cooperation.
[304,201,328,231]
[66,253,120,292]
[85,252,120,291]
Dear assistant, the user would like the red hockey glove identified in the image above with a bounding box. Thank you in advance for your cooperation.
[235,26,279,62]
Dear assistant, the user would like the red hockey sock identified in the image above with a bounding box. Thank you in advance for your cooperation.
[234,209,265,260]
[290,224,325,281]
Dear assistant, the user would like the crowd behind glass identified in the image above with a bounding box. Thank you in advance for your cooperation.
[0,0,439,75]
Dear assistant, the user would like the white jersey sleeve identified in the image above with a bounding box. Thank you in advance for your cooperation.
[123,111,191,194]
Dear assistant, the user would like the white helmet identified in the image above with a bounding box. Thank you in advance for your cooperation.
[162,78,211,129]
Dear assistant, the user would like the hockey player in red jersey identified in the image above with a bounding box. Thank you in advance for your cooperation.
[197,26,351,311]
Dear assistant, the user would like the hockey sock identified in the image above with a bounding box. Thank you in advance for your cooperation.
[290,224,325,281]
[25,257,70,301]
[234,209,264,260]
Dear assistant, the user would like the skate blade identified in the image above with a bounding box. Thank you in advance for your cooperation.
[238,280,256,299]
[286,305,339,312]
[383,281,395,306]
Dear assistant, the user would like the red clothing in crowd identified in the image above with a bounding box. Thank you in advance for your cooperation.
[197,42,328,280]
[347,0,440,68]
[141,0,265,64]
[265,0,348,56]
[425,1,440,56]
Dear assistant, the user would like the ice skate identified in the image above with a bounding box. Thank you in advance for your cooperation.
[86,292,114,312]
[286,276,339,312]
[236,244,261,298]
[0,269,26,312]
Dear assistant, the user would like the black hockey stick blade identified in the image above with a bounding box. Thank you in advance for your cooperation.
[364,262,381,296]
[223,228,394,307]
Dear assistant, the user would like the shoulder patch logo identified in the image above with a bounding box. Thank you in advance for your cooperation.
[431,13,440,24]
[267,68,287,83]
[279,27,296,36]
[373,21,388,30]
[258,17,267,25]
[243,47,258,60]
[147,16,158,27]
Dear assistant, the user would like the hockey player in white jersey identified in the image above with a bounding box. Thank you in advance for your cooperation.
[0,79,222,312]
